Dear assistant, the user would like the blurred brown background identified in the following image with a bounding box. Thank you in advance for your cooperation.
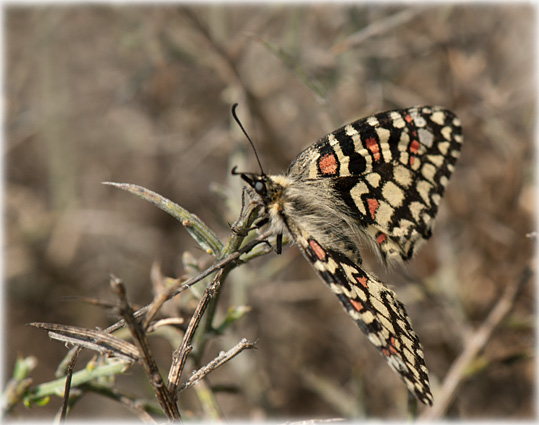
[5,4,535,421]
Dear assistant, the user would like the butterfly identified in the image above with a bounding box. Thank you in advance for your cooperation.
[233,105,463,406]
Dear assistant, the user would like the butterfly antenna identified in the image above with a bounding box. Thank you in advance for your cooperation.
[231,103,265,175]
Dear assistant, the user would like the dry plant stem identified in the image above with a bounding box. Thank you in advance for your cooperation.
[173,204,264,416]
[55,346,80,378]
[179,338,255,393]
[104,231,270,335]
[167,269,225,397]
[421,267,532,420]
[331,8,423,54]
[191,205,266,361]
[168,203,265,397]
[58,345,81,422]
[29,323,140,361]
[143,279,184,330]
[147,318,185,332]
[110,276,181,422]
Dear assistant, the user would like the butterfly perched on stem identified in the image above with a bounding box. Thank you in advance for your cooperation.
[233,105,462,406]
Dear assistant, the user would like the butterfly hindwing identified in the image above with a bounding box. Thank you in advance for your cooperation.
[295,231,433,406]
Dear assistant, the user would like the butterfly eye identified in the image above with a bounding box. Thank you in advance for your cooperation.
[254,181,266,195]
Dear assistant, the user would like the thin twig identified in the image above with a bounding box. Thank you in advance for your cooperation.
[143,277,186,331]
[29,323,140,361]
[167,269,225,397]
[58,345,82,422]
[110,275,181,422]
[104,232,272,335]
[164,198,266,409]
[32,199,267,419]
[421,267,532,420]
[146,318,185,333]
[331,9,423,55]
[178,338,256,393]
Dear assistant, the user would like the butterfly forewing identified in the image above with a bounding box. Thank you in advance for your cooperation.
[288,106,463,263]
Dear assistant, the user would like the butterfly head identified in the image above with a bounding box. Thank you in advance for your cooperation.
[231,166,270,199]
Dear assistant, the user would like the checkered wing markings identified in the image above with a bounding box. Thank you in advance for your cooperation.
[300,235,433,406]
[289,106,463,262]
[238,105,461,406]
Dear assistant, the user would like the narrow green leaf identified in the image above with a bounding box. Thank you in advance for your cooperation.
[27,360,130,400]
[103,182,224,257]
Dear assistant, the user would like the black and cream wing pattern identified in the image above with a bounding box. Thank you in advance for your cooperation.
[237,106,463,405]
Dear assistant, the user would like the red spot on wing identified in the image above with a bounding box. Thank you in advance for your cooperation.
[409,139,420,165]
[356,275,368,288]
[410,139,420,154]
[309,239,326,261]
[404,113,413,123]
[382,348,390,357]
[365,137,381,161]
[376,233,387,245]
[350,299,364,312]
[389,337,399,354]
[367,198,379,220]
[319,153,338,175]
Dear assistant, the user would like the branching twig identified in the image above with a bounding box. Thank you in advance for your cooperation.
[178,338,256,393]
[30,190,271,419]
[167,269,225,397]
[103,231,272,335]
[143,277,186,331]
[421,267,532,420]
[167,201,267,398]
[110,275,181,422]
[29,323,140,361]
